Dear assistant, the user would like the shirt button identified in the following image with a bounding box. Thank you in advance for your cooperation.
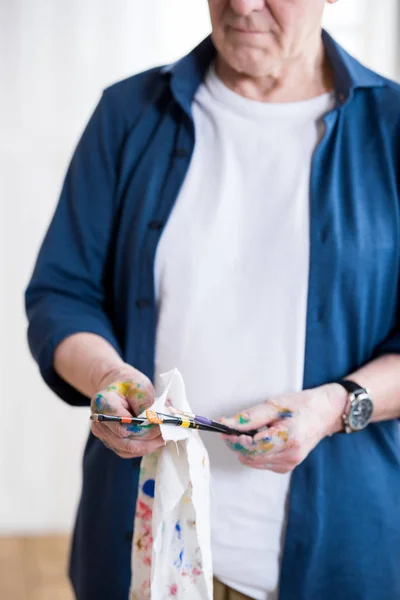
[148,220,163,230]
[136,299,150,309]
[173,148,188,158]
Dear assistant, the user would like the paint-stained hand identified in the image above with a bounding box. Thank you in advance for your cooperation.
[221,385,347,473]
[90,367,165,458]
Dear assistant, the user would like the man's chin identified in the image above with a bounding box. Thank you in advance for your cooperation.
[223,48,280,79]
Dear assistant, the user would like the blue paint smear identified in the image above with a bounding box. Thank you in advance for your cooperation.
[126,423,142,434]
[142,479,155,498]
[175,520,182,539]
[278,411,293,419]
[174,548,184,569]
[94,395,103,412]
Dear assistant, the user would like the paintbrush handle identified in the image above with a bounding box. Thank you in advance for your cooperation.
[90,414,147,425]
[91,412,202,430]
[205,421,258,437]
[169,408,260,437]
[90,413,257,436]
[146,410,202,430]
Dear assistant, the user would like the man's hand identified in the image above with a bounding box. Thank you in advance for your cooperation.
[221,384,347,473]
[90,366,165,458]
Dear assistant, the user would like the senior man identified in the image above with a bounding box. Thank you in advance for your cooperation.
[26,0,400,599]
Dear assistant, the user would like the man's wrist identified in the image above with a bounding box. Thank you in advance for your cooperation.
[322,383,348,436]
[54,332,128,398]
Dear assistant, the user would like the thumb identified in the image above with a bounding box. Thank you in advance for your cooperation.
[118,378,155,416]
[221,400,293,432]
[92,369,155,417]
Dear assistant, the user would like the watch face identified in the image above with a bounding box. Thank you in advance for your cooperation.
[349,397,374,430]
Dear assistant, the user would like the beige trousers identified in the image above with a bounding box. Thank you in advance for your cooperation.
[213,578,253,600]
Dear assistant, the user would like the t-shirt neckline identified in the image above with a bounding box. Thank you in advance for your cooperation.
[203,63,335,119]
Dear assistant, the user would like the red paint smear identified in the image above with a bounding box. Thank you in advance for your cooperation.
[137,500,152,521]
[170,583,178,596]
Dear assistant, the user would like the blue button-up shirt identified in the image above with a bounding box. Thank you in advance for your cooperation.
[26,31,400,599]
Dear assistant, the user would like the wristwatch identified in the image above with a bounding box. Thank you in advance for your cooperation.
[336,379,374,433]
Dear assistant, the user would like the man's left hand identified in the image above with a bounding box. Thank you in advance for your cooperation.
[221,384,347,473]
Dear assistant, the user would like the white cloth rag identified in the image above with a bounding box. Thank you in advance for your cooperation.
[130,369,213,600]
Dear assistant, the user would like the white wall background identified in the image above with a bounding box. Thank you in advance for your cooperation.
[1,0,399,534]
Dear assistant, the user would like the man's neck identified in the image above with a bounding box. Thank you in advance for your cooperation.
[215,39,335,103]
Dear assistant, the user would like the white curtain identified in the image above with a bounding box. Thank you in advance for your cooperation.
[0,0,211,535]
[0,0,398,534]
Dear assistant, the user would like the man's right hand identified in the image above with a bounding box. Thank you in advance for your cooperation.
[90,366,165,458]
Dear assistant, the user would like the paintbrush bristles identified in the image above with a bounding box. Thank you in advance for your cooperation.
[168,406,191,417]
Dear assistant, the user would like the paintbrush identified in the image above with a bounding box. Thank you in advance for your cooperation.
[90,411,230,434]
[168,406,258,437]
[90,410,255,436]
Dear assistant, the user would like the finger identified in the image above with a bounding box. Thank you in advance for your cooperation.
[223,434,278,460]
[91,422,132,458]
[237,438,302,471]
[124,423,160,440]
[105,421,160,441]
[117,378,155,415]
[220,400,293,433]
[91,389,158,438]
[92,378,155,415]
[238,455,292,473]
[223,423,290,459]
[97,433,164,459]
[238,450,289,468]
[91,422,165,458]
[116,433,165,457]
[91,377,156,439]
[91,388,121,415]
[253,422,290,447]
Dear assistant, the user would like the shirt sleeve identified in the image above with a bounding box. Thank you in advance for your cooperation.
[25,91,123,406]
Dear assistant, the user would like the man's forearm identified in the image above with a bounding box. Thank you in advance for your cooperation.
[54,332,129,398]
[328,354,400,434]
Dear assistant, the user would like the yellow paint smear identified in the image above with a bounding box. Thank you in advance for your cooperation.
[277,430,289,442]
[259,441,275,452]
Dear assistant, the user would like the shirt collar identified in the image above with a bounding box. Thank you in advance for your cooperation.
[321,30,386,104]
[161,37,215,117]
[162,29,386,117]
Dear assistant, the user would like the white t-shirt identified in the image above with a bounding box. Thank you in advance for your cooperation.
[154,65,333,600]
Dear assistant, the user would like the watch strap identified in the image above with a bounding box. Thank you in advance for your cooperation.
[336,379,364,395]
